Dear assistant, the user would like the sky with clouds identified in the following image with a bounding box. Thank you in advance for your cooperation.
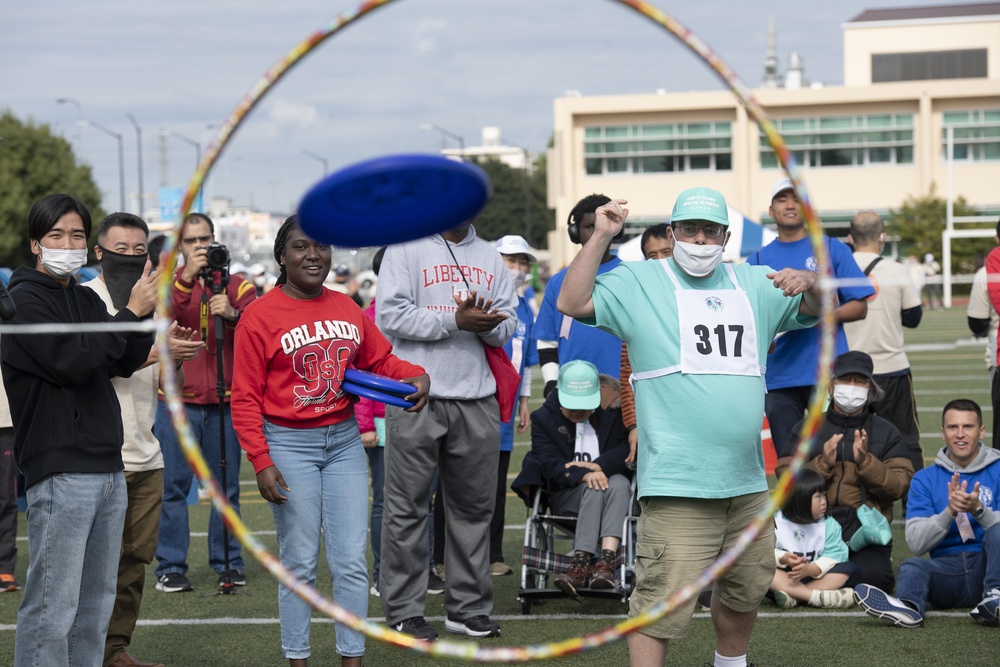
[1,0,924,216]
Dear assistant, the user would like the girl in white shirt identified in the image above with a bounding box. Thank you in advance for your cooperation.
[772,468,861,608]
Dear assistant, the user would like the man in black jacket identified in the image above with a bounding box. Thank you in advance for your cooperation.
[1,194,158,667]
[513,361,631,600]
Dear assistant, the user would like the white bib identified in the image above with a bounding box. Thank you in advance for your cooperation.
[574,422,600,463]
[631,263,763,385]
[774,511,827,562]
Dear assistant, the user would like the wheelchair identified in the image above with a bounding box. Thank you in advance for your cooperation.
[517,476,639,614]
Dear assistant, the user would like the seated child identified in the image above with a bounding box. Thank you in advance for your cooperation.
[772,468,861,608]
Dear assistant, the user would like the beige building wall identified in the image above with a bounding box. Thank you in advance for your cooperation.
[844,17,1000,86]
[549,81,1000,268]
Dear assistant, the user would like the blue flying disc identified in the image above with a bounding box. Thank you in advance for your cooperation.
[342,381,416,409]
[344,369,416,396]
[298,153,492,247]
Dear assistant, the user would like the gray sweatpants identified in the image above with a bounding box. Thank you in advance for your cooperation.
[549,474,631,555]
[381,397,499,624]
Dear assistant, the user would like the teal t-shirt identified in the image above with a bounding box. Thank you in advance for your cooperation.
[588,259,817,499]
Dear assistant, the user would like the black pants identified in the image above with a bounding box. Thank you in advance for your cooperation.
[870,371,923,474]
[0,427,17,575]
[849,543,896,593]
[764,386,813,454]
[489,451,512,564]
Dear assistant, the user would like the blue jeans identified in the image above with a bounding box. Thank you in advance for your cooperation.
[155,401,244,577]
[897,524,1000,615]
[265,418,369,659]
[15,472,127,667]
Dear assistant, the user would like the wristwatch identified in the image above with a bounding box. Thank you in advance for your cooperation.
[973,504,987,520]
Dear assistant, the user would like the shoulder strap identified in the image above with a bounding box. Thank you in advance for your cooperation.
[862,257,884,276]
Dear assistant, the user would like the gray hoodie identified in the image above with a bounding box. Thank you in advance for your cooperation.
[376,226,517,400]
[905,444,1000,557]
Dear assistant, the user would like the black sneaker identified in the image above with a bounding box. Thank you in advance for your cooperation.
[427,569,445,595]
[156,572,193,593]
[445,615,500,638]
[218,569,246,587]
[393,616,438,642]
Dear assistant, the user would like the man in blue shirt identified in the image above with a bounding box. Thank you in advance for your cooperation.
[855,398,999,628]
[536,194,623,396]
[747,178,874,453]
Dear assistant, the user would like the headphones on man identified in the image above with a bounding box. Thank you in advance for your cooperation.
[567,209,625,245]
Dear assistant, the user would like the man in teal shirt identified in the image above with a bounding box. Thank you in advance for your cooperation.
[558,187,823,667]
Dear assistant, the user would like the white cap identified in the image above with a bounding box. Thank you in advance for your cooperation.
[494,235,536,263]
[771,177,795,200]
[248,262,266,275]
[924,253,934,263]
[230,262,248,275]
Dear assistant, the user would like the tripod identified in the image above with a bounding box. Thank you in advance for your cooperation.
[201,267,247,598]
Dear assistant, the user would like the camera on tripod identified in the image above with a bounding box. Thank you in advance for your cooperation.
[200,242,231,294]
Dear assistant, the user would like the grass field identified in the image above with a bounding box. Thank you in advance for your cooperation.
[1,306,998,666]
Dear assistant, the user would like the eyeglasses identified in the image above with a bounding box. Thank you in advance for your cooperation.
[674,222,725,238]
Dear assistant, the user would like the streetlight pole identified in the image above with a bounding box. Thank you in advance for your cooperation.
[56,97,83,149]
[163,129,203,207]
[82,120,126,212]
[420,123,465,156]
[125,113,144,215]
[301,149,329,177]
[502,139,533,243]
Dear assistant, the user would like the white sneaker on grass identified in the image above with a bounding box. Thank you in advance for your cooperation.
[970,588,1000,627]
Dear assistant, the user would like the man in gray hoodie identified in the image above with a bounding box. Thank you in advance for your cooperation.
[377,222,517,641]
[855,398,1000,628]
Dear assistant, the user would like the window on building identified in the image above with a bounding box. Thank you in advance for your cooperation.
[582,121,733,175]
[942,109,1000,162]
[760,113,915,169]
[872,49,987,83]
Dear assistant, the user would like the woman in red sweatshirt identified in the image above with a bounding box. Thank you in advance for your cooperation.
[232,216,428,667]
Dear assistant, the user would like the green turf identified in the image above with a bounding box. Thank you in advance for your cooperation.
[1,305,998,665]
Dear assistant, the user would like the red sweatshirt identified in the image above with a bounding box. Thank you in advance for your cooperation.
[987,247,1000,366]
[170,269,257,404]
[231,287,424,473]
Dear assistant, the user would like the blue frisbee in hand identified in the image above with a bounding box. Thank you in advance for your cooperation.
[298,153,492,247]
[344,369,415,396]
[342,381,416,409]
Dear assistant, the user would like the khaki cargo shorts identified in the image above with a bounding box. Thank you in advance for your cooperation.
[627,491,775,639]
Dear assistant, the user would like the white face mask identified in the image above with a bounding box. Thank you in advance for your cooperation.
[671,240,724,277]
[39,247,88,280]
[832,384,869,413]
[507,267,528,290]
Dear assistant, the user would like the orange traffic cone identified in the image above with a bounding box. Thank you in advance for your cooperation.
[761,416,777,476]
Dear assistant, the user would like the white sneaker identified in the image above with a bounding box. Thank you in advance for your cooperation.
[816,588,855,609]
[970,588,1000,627]
[773,591,798,609]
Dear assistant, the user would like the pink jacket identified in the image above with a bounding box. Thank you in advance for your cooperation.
[355,298,385,434]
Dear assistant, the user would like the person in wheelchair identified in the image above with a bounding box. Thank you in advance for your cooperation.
[513,360,632,601]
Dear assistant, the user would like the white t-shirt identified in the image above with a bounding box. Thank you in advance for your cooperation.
[843,252,921,375]
[0,350,11,430]
[968,266,999,370]
[83,278,163,471]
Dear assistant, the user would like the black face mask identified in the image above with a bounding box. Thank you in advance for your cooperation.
[99,247,148,310]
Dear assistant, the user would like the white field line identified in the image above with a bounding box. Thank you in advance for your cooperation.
[0,609,973,632]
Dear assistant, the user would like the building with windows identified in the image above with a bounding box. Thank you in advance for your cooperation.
[546,2,1000,267]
